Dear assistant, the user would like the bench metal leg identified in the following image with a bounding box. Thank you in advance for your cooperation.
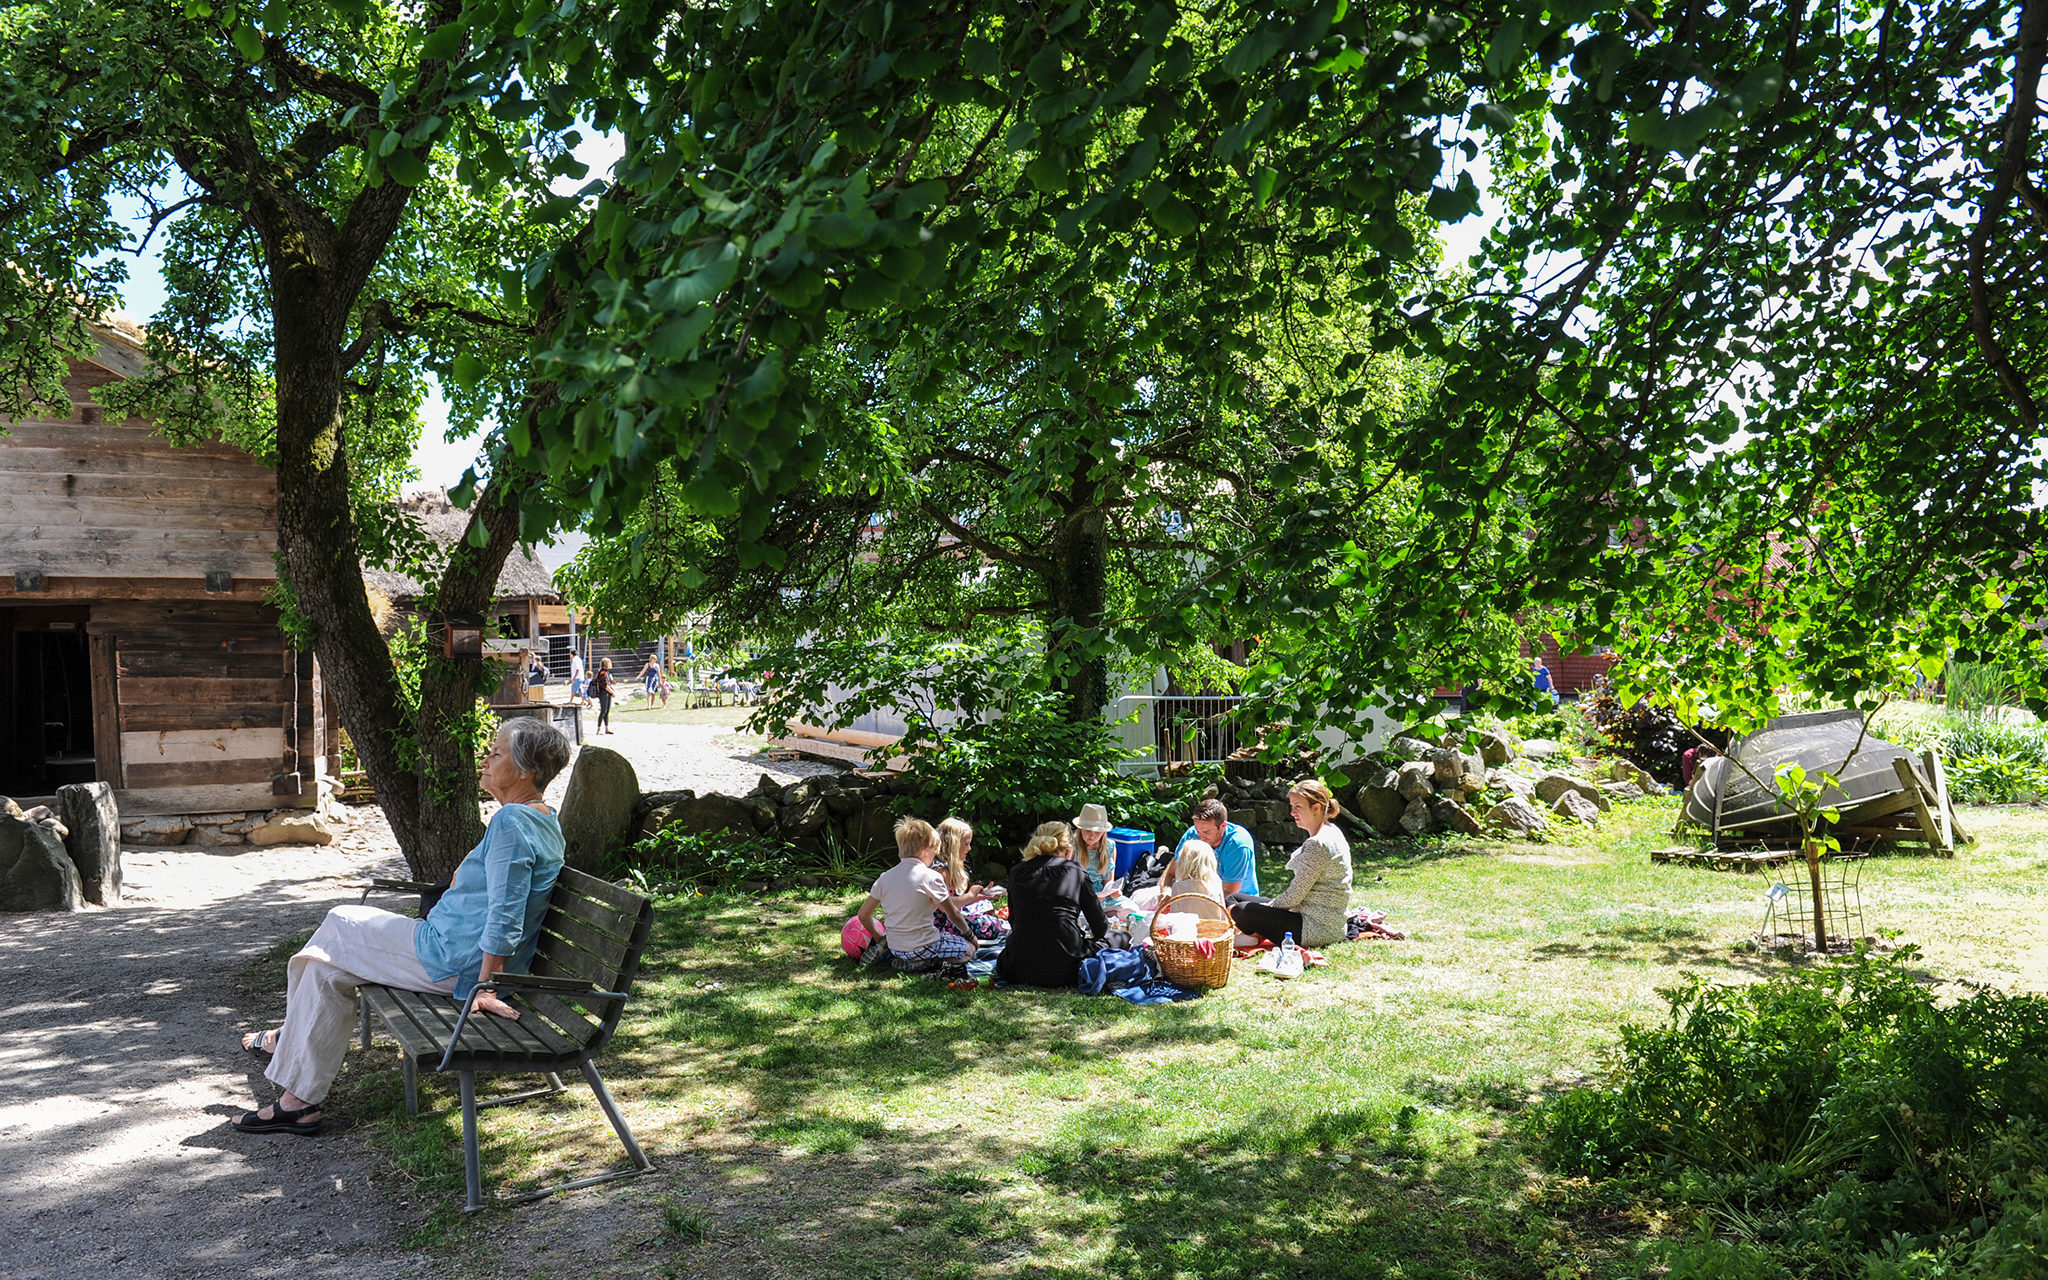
[581,1060,654,1173]
[459,1071,484,1214]
[403,1053,419,1117]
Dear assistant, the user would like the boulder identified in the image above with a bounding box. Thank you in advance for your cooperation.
[1428,796,1483,836]
[752,772,782,797]
[1252,821,1309,850]
[742,797,779,834]
[1395,761,1436,800]
[1398,796,1434,835]
[1533,772,1612,812]
[122,814,194,846]
[780,795,828,837]
[1485,797,1550,838]
[1387,736,1435,762]
[1488,769,1534,800]
[187,825,247,848]
[1478,731,1514,767]
[1609,758,1666,794]
[1598,781,1646,802]
[1352,783,1408,836]
[21,805,67,838]
[1520,738,1561,760]
[1552,791,1603,825]
[779,778,820,807]
[57,782,120,905]
[823,790,863,818]
[247,810,337,846]
[647,792,759,840]
[557,746,641,871]
[1424,746,1463,784]
[0,812,83,911]
[852,805,900,855]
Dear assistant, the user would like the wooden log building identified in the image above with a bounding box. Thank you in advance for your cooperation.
[0,320,331,815]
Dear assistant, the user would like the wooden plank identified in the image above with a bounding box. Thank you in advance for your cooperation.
[90,601,278,628]
[1922,750,1954,850]
[115,651,287,680]
[0,524,276,553]
[0,443,270,480]
[123,757,280,789]
[515,989,604,1048]
[120,726,286,765]
[6,547,278,577]
[89,633,123,788]
[0,470,273,508]
[538,909,631,971]
[119,702,288,733]
[557,866,650,918]
[118,676,287,704]
[7,495,278,532]
[533,946,615,989]
[112,782,305,816]
[1891,757,1948,855]
[0,419,268,460]
[2,576,275,603]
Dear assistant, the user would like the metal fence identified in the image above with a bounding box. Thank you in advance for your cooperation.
[1108,695,1245,772]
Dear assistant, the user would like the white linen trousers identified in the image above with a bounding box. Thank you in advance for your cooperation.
[265,904,458,1104]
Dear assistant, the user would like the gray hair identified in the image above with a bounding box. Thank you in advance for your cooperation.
[499,716,571,789]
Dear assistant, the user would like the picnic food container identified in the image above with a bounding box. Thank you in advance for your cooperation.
[1109,827,1155,879]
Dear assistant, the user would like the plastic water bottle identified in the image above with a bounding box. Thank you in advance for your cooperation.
[1278,931,1301,978]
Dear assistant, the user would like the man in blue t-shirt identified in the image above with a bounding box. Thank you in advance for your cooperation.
[1172,798,1259,896]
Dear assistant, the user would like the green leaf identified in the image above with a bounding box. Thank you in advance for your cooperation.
[385,149,428,186]
[420,21,464,61]
[450,352,486,390]
[232,23,265,61]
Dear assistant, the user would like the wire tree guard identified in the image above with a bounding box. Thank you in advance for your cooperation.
[1756,853,1869,954]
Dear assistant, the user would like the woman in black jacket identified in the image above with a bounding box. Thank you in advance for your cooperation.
[995,821,1124,989]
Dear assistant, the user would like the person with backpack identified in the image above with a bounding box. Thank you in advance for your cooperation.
[589,658,617,734]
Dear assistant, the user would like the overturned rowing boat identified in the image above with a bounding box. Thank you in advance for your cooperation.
[1682,709,1965,854]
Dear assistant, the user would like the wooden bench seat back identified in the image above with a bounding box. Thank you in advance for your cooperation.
[523,868,656,1056]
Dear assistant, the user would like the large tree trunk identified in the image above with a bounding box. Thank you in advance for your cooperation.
[259,195,531,882]
[1047,502,1110,723]
[268,255,429,866]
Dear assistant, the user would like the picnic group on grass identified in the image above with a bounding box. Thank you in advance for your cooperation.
[226,705,1355,1137]
[850,782,1356,990]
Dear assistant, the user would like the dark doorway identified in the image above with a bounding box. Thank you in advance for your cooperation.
[0,607,97,797]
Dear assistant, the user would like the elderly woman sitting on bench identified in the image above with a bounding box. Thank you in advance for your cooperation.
[232,716,572,1136]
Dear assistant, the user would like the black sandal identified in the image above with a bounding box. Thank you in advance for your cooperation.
[231,1101,323,1136]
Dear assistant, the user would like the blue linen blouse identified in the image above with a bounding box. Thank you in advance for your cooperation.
[414,804,565,1003]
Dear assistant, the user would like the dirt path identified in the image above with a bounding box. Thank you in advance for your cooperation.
[0,817,427,1280]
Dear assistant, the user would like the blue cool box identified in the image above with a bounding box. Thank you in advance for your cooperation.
[1109,827,1156,878]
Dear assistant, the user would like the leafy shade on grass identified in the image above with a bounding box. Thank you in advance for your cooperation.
[337,800,2048,1278]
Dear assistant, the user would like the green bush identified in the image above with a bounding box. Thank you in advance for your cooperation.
[1946,755,2048,805]
[1537,950,2048,1276]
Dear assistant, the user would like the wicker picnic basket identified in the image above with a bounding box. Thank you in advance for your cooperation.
[1147,891,1236,989]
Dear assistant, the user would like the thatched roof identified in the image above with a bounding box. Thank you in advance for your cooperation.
[360,491,562,604]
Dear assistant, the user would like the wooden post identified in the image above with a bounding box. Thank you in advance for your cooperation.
[1892,757,1946,855]
[87,631,123,787]
[1922,749,1958,851]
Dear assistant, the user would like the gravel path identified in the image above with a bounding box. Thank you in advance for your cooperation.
[0,812,423,1280]
[0,718,841,1279]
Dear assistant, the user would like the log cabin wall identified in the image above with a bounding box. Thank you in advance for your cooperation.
[0,331,327,815]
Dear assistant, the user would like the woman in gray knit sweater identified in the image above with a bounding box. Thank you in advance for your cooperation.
[1230,779,1353,948]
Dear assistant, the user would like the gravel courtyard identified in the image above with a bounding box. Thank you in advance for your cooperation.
[0,712,844,1280]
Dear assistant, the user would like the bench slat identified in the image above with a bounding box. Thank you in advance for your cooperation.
[513,990,605,1049]
[555,867,646,918]
[538,906,630,971]
[533,942,615,989]
[365,985,554,1062]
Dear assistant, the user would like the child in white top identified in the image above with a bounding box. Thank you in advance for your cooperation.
[1157,839,1225,903]
[856,817,978,971]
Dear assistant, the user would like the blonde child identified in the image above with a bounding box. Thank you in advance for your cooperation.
[856,817,978,972]
[1157,839,1225,903]
[1071,803,1119,897]
[933,816,1006,940]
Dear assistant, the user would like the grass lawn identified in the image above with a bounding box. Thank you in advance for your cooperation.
[311,798,2048,1279]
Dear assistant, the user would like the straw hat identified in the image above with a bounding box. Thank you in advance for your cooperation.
[1073,803,1113,832]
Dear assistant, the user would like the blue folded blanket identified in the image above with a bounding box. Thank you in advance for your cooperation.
[1077,947,1198,1004]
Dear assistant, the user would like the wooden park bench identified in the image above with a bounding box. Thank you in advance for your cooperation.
[354,867,657,1213]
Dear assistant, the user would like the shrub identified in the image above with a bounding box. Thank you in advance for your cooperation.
[1580,674,1715,786]
[604,826,799,892]
[1538,949,2048,1276]
[1945,755,2048,805]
